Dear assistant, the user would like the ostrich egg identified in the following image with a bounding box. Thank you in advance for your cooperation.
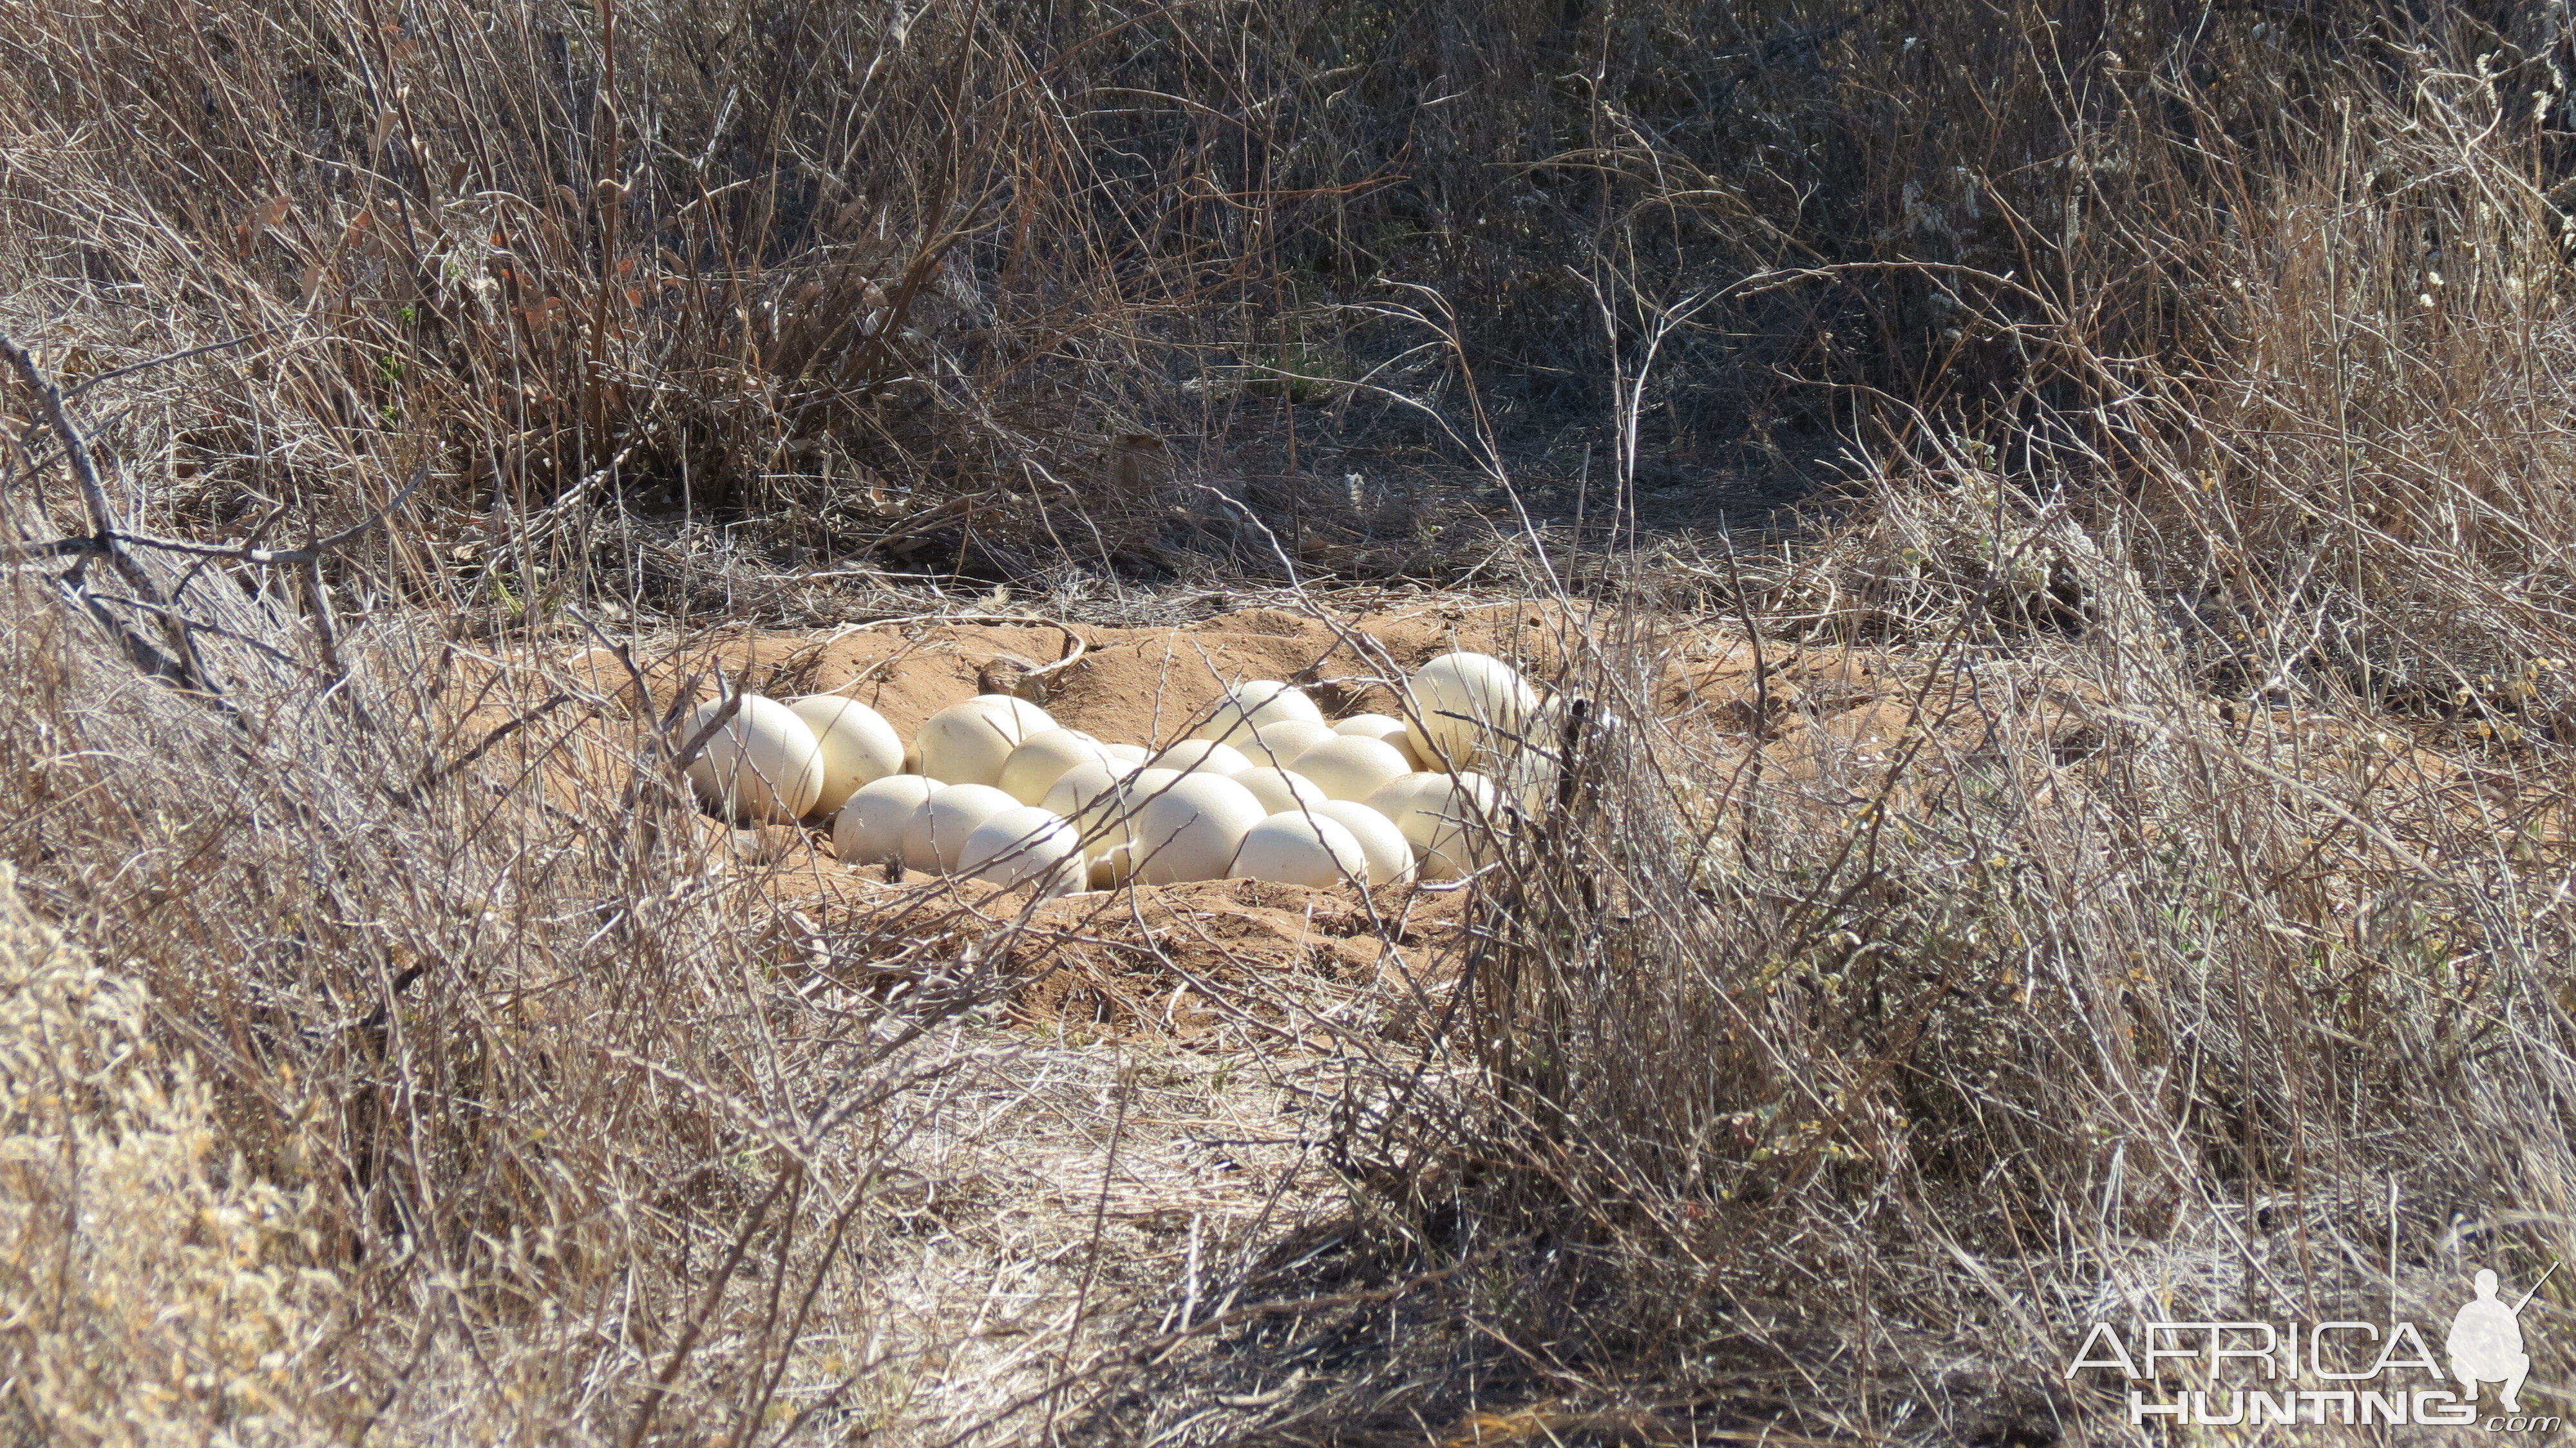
[682,694,825,824]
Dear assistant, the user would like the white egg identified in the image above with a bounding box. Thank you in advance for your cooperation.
[959,805,1084,891]
[1334,712,1425,768]
[1191,679,1325,746]
[1046,758,1139,875]
[916,694,1057,786]
[1132,774,1268,883]
[833,774,943,864]
[1363,773,1434,831]
[1123,766,1186,799]
[1402,653,1540,773]
[1066,765,1173,881]
[1287,734,1413,803]
[1103,742,1150,765]
[997,727,1113,805]
[681,694,826,823]
[1040,757,1140,819]
[1230,766,1329,815]
[1149,738,1252,777]
[1314,800,1414,885]
[1233,716,1334,768]
[1366,770,1503,881]
[1234,812,1370,888]
[901,783,1021,873]
[788,696,906,815]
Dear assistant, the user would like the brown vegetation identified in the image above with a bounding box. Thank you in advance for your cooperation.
[9,1,2576,1443]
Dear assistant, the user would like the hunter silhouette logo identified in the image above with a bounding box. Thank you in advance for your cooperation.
[2068,1262,2562,1430]
[2448,1265,2552,1415]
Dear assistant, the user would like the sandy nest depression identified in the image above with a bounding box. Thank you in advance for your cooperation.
[515,592,2515,1042]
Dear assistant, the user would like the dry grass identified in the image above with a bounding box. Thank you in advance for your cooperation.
[11,1,2576,1445]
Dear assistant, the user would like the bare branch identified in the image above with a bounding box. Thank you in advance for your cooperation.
[669,683,746,772]
[9,461,429,571]
[0,332,122,543]
[411,692,576,791]
[3,535,111,560]
[110,461,431,566]
[50,573,187,680]
[61,332,259,401]
[0,328,209,689]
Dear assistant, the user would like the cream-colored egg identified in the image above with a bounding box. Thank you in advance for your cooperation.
[788,696,905,815]
[1067,765,1174,880]
[1366,770,1502,881]
[916,694,1057,786]
[1234,811,1370,888]
[1040,757,1140,819]
[1191,680,1325,747]
[833,774,943,864]
[1231,716,1334,768]
[1334,712,1425,768]
[682,694,826,823]
[1149,738,1251,777]
[1401,653,1540,773]
[1132,774,1267,883]
[1103,742,1150,765]
[901,783,1021,873]
[959,805,1083,891]
[997,727,1112,805]
[1122,766,1186,802]
[1046,759,1139,875]
[1363,774,1436,833]
[1314,800,1414,885]
[1231,766,1329,815]
[1334,712,1407,741]
[1288,734,1413,803]
[1081,808,1144,888]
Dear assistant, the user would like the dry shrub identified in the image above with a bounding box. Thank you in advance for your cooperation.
[20,0,2570,601]
[1103,31,2576,1402]
[0,0,1306,598]
[1157,590,2576,1443]
[16,0,2576,1443]
[0,864,346,1443]
[0,538,1077,1440]
[1728,31,2576,726]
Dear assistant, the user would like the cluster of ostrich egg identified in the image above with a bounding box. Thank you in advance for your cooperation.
[680,652,1551,893]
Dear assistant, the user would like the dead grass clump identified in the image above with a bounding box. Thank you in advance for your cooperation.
[0,530,1121,1440]
[0,0,1311,606]
[1164,595,2576,1443]
[1729,37,2576,743]
[0,864,348,1443]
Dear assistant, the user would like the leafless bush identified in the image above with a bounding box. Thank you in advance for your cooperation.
[1110,578,2557,1443]
[13,1,2576,1443]
[0,467,1095,1438]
